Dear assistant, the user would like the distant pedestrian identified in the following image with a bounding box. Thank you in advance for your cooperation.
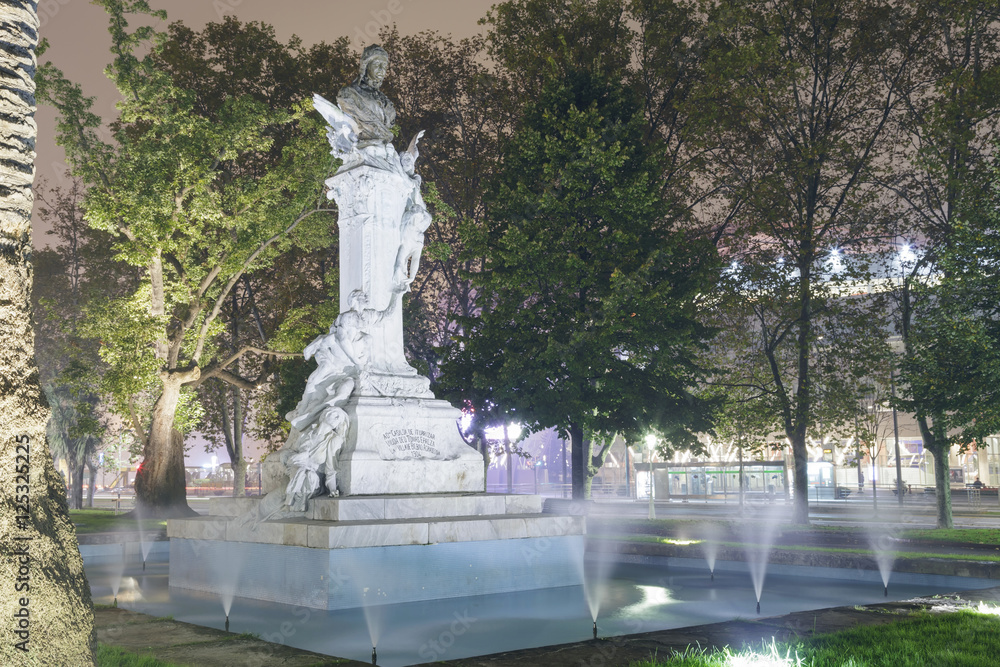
[972,477,984,489]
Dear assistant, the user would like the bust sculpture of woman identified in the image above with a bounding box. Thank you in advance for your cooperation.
[337,44,395,149]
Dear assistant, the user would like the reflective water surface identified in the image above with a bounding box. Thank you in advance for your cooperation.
[86,556,994,667]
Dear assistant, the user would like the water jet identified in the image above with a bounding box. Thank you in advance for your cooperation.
[864,522,897,599]
[698,523,722,581]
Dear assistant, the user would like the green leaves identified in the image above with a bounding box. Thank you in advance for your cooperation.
[898,166,1000,448]
[442,64,718,459]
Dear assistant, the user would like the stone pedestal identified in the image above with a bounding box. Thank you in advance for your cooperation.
[327,163,420,378]
[265,396,485,496]
[168,494,586,610]
[338,395,484,495]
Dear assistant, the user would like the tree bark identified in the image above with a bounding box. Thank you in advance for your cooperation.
[133,370,199,517]
[86,457,97,507]
[570,422,586,499]
[504,424,513,493]
[0,3,98,663]
[928,443,953,529]
[919,417,954,529]
[581,434,594,500]
[789,432,810,523]
[70,458,85,510]
[232,386,245,497]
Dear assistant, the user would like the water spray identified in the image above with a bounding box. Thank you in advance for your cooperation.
[372,646,377,665]
[225,615,229,632]
[756,601,760,614]
[593,621,597,639]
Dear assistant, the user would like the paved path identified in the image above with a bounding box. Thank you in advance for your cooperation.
[95,607,367,666]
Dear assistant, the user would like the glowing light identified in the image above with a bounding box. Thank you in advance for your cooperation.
[660,538,703,546]
[723,639,799,667]
[645,434,657,450]
[976,602,1000,616]
[619,585,674,616]
[483,422,522,441]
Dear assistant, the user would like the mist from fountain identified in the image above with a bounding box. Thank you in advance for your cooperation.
[341,556,390,654]
[210,539,247,620]
[864,524,897,596]
[109,542,126,605]
[132,506,153,570]
[570,534,616,637]
[741,506,781,613]
[697,523,724,580]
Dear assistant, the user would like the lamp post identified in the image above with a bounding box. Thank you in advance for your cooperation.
[645,434,657,519]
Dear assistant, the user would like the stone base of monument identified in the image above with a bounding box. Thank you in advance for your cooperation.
[265,396,489,496]
[335,396,485,495]
[167,494,586,610]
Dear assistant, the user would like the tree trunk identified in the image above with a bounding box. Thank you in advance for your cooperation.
[570,422,586,499]
[916,414,953,528]
[71,458,85,510]
[134,371,198,518]
[221,384,246,497]
[232,387,245,497]
[0,3,98,663]
[504,424,513,493]
[789,431,810,524]
[86,458,97,507]
[581,434,594,499]
[928,441,953,529]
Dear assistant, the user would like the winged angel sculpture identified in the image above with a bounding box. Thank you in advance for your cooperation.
[312,93,361,160]
[241,47,438,521]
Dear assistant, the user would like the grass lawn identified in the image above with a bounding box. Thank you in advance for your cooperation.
[97,644,180,666]
[604,518,1000,549]
[592,533,1000,563]
[632,609,1000,666]
[900,528,1000,546]
[70,509,166,535]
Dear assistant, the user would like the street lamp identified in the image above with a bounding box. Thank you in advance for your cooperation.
[645,434,657,519]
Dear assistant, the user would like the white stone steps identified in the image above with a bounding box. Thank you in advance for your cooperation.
[167,512,584,550]
[207,493,543,522]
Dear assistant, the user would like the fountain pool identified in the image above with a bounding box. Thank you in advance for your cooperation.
[84,555,994,667]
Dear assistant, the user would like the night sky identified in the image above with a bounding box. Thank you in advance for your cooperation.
[34,0,498,465]
[34,0,498,242]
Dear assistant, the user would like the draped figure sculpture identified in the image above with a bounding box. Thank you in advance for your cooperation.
[247,43,482,517]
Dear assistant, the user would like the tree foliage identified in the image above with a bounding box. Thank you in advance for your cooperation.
[442,65,718,499]
[692,0,921,523]
[37,0,337,515]
[897,159,1000,519]
[889,0,1000,528]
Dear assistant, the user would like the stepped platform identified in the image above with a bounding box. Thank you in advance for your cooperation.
[167,493,586,610]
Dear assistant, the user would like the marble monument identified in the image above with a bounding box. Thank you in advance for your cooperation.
[168,46,585,611]
[272,44,484,501]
